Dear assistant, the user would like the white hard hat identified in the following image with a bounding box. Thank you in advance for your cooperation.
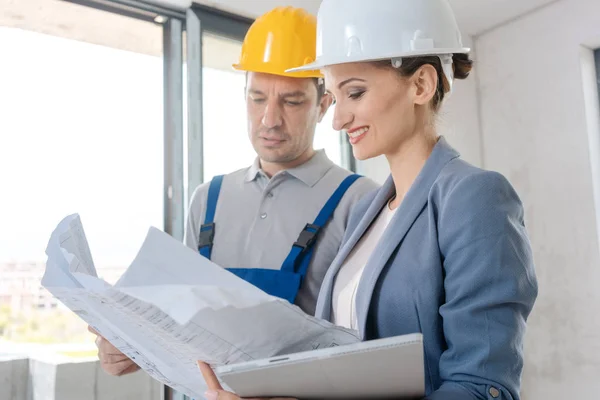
[287,0,470,90]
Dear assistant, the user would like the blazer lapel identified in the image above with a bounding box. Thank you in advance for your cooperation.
[354,137,460,338]
[314,177,396,320]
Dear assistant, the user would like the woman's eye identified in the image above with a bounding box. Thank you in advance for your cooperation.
[349,91,365,100]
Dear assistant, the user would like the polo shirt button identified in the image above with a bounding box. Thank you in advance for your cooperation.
[260,213,267,219]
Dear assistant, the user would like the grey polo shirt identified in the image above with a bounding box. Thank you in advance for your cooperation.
[183,150,379,315]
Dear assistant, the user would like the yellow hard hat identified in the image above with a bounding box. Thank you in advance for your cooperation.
[233,6,323,79]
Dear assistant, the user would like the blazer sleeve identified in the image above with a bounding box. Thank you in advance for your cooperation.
[426,170,538,400]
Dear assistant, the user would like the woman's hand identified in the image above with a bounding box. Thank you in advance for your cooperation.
[197,361,297,400]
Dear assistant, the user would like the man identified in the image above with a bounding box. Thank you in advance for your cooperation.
[91,6,379,377]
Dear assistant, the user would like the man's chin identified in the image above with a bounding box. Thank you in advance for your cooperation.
[257,149,292,163]
[259,156,291,164]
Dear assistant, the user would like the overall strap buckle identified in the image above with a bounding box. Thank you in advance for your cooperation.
[293,223,320,251]
[198,223,215,249]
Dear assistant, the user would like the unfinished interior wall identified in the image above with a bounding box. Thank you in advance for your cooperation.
[474,0,600,396]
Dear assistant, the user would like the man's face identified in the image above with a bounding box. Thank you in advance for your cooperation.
[245,72,329,165]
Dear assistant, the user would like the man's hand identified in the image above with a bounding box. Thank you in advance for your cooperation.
[88,326,140,376]
[198,361,296,400]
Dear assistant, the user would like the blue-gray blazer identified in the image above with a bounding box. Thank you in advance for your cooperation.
[315,137,538,400]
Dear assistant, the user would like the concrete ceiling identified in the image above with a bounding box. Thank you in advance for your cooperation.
[147,0,559,37]
[448,0,559,36]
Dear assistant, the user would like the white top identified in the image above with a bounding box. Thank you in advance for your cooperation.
[331,200,397,330]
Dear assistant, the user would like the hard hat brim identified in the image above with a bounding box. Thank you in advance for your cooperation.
[233,62,323,79]
[287,47,470,73]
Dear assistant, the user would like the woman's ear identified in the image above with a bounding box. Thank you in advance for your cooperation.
[411,64,438,106]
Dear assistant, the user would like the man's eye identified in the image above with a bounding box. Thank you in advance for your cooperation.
[285,101,303,106]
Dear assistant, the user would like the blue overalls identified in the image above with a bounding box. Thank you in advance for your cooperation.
[197,174,361,304]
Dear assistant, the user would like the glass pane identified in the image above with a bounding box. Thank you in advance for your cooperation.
[314,103,343,166]
[202,33,254,180]
[0,0,163,351]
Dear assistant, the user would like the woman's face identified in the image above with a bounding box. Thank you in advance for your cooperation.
[323,62,433,160]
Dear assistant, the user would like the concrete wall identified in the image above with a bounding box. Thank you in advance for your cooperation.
[0,356,162,400]
[0,356,28,400]
[474,0,600,397]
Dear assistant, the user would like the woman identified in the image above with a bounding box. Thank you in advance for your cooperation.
[199,0,538,399]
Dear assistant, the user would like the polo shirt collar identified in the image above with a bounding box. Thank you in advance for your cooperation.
[244,150,334,187]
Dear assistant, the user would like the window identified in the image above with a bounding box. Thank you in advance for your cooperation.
[315,103,344,166]
[594,48,600,251]
[596,49,600,103]
[0,0,163,349]
[200,33,254,180]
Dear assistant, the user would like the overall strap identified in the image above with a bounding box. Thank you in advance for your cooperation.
[198,175,224,259]
[281,174,362,276]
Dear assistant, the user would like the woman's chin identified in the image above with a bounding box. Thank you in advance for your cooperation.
[352,145,381,162]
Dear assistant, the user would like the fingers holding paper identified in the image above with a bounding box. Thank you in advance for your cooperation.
[197,361,296,400]
[89,325,140,376]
